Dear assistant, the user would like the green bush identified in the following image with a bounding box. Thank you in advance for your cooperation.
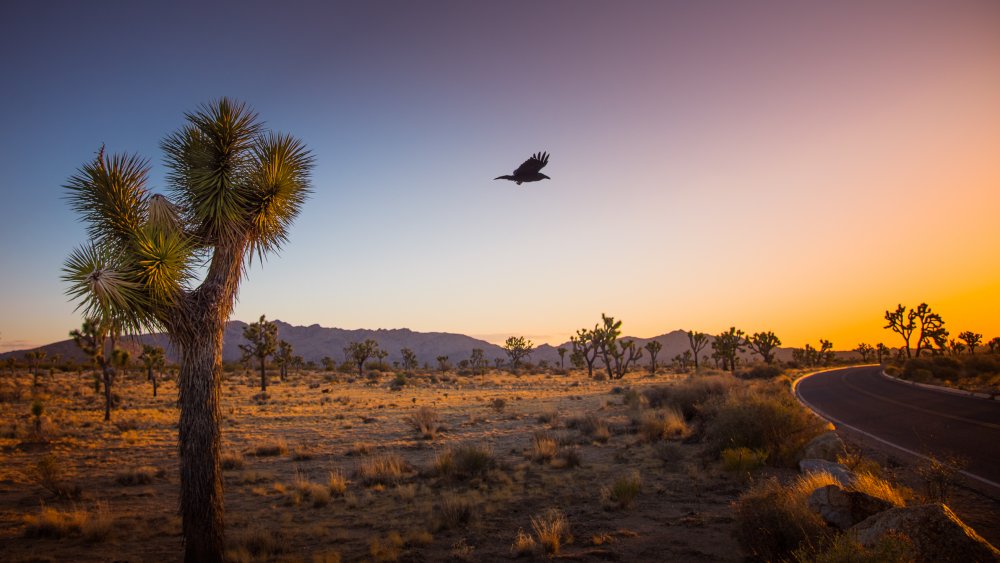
[704,383,828,465]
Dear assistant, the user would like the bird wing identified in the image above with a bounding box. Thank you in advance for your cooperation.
[512,151,549,176]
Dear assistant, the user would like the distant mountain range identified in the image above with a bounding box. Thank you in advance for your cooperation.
[0,321,857,367]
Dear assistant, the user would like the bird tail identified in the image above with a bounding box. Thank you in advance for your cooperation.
[494,175,514,181]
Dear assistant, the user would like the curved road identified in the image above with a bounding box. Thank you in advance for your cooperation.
[796,365,1000,489]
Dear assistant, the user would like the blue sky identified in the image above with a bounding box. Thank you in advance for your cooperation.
[2,0,999,352]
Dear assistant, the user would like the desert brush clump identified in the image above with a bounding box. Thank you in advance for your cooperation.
[328,470,348,496]
[791,530,916,563]
[721,447,769,472]
[530,508,572,555]
[601,471,642,509]
[226,526,286,562]
[356,452,411,486]
[704,382,827,465]
[566,413,610,443]
[637,407,688,442]
[734,476,831,561]
[254,439,289,457]
[115,465,164,485]
[221,451,245,470]
[530,431,560,463]
[437,493,480,530]
[30,454,81,499]
[434,443,496,480]
[23,502,113,542]
[511,528,537,557]
[405,406,442,439]
[643,374,738,419]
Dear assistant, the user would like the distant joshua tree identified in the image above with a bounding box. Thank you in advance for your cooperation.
[594,315,641,380]
[140,344,166,397]
[958,331,982,355]
[469,348,488,375]
[436,355,451,372]
[400,348,418,372]
[644,341,662,374]
[988,337,1000,354]
[570,328,600,377]
[745,331,781,365]
[70,318,117,421]
[25,350,46,387]
[347,340,381,378]
[885,303,948,358]
[274,340,294,380]
[321,356,336,372]
[502,336,534,371]
[712,327,745,373]
[240,315,278,392]
[876,343,891,364]
[855,343,874,363]
[556,347,567,370]
[687,331,709,371]
[948,339,965,356]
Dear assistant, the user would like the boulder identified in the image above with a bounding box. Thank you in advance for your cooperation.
[800,431,846,462]
[798,458,855,487]
[807,484,893,530]
[852,503,1000,562]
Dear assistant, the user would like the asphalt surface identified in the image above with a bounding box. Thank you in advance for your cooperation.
[796,365,1000,489]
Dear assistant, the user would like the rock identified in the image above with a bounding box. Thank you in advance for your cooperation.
[852,503,1000,562]
[798,458,855,487]
[807,484,893,530]
[800,432,846,462]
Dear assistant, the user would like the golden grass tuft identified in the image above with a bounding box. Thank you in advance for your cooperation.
[405,406,441,439]
[356,452,410,486]
[254,439,289,457]
[530,508,571,555]
[115,465,163,486]
[23,502,113,542]
[602,471,642,509]
[328,469,348,496]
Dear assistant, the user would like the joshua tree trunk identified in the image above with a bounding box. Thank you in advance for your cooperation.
[176,322,225,563]
[102,365,113,421]
[259,357,267,392]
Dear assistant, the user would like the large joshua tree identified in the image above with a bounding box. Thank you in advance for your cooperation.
[61,99,313,562]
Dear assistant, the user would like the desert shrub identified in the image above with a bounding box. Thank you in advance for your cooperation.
[291,474,331,507]
[734,477,831,561]
[637,407,688,442]
[704,384,827,465]
[436,444,495,479]
[851,471,909,507]
[916,452,966,502]
[369,531,404,562]
[536,410,559,424]
[228,527,286,561]
[721,447,768,472]
[964,354,1000,377]
[566,414,610,443]
[601,471,642,509]
[254,439,288,457]
[30,454,80,499]
[356,453,411,486]
[738,364,784,380]
[489,398,507,413]
[511,528,537,556]
[406,407,441,440]
[553,447,582,469]
[438,494,478,529]
[643,374,738,419]
[24,502,112,542]
[530,508,571,555]
[793,531,916,563]
[115,465,163,486]
[221,452,245,470]
[530,431,559,463]
[328,470,348,496]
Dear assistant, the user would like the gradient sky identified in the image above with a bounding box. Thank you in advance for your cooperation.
[1,0,999,353]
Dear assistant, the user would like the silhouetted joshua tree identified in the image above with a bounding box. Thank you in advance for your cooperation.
[644,341,662,374]
[687,330,709,371]
[745,331,781,365]
[958,331,982,355]
[240,315,277,392]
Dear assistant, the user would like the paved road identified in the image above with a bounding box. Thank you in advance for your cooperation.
[796,365,1000,489]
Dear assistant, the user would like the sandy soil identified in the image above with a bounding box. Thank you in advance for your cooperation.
[0,367,749,562]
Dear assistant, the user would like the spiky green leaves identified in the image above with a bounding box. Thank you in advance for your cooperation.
[246,132,314,260]
[161,98,313,257]
[62,244,150,332]
[65,149,149,253]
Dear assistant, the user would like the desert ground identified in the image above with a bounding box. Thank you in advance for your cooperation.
[1,364,997,562]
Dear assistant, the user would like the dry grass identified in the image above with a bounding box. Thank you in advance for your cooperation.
[328,469,348,496]
[291,474,332,507]
[851,472,910,508]
[227,526,285,561]
[511,528,537,556]
[221,451,245,470]
[602,471,642,509]
[438,493,479,529]
[530,508,571,555]
[23,502,113,542]
[115,465,163,486]
[356,452,410,486]
[567,414,610,443]
[435,443,495,479]
[637,407,688,442]
[253,438,289,457]
[530,431,559,463]
[721,447,768,472]
[405,407,441,439]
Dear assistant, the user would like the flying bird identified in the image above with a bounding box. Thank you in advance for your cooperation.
[494,151,550,185]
